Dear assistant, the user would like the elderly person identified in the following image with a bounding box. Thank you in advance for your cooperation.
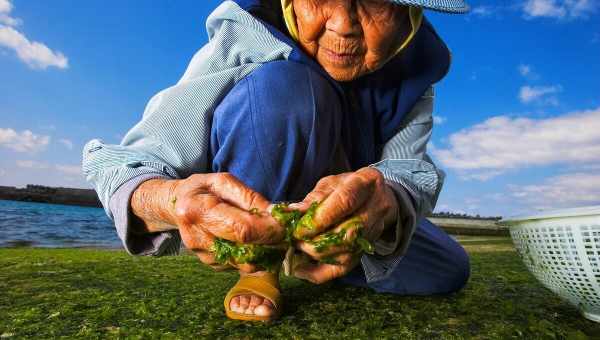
[83,0,470,322]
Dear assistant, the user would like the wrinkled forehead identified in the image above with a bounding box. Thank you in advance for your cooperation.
[281,0,470,14]
[382,0,469,13]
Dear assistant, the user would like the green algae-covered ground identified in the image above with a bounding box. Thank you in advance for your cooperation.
[2,239,600,339]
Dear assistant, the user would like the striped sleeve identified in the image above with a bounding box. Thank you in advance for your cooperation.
[362,86,445,283]
[371,86,445,217]
[80,1,293,256]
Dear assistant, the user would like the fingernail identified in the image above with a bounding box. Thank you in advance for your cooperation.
[288,203,302,209]
[266,204,275,213]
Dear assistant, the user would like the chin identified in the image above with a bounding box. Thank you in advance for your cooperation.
[323,65,364,82]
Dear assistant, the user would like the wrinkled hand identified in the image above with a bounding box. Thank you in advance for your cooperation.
[290,167,398,284]
[170,173,284,272]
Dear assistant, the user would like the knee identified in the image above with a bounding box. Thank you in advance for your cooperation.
[244,60,343,133]
[445,241,471,293]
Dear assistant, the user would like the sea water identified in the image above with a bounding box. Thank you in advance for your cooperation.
[0,200,121,248]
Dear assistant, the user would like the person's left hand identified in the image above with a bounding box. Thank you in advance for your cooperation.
[289,167,399,284]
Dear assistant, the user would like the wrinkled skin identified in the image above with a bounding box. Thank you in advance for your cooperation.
[291,167,398,284]
[132,0,407,318]
[292,0,410,81]
[170,173,285,273]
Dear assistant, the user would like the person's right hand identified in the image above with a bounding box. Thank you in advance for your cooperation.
[132,173,285,272]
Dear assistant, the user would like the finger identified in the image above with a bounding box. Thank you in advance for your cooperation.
[194,251,233,271]
[293,253,359,284]
[208,173,272,211]
[179,223,215,251]
[352,193,393,241]
[200,201,285,244]
[296,218,364,260]
[315,175,373,228]
[195,246,259,272]
[195,250,218,265]
[296,175,374,239]
[233,263,260,273]
[177,194,284,244]
[288,175,340,211]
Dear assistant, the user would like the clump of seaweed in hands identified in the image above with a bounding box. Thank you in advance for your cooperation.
[210,202,374,271]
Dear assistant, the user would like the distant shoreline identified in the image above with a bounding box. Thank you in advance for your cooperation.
[0,185,101,208]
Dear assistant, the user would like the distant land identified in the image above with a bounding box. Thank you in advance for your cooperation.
[0,184,503,219]
[0,184,507,236]
[0,185,101,208]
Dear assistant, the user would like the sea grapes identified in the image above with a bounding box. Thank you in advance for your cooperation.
[308,217,375,255]
[210,238,285,271]
[210,203,374,270]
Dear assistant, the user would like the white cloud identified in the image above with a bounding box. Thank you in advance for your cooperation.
[15,160,81,176]
[431,107,600,180]
[433,115,447,125]
[510,172,600,209]
[0,26,68,70]
[0,168,5,177]
[518,85,561,105]
[59,138,74,150]
[16,160,49,169]
[0,128,50,152]
[518,64,532,77]
[518,64,540,80]
[523,0,597,19]
[472,6,493,16]
[55,164,82,176]
[0,0,11,12]
[0,0,20,26]
[0,0,68,70]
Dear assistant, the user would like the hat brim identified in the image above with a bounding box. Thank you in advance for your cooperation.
[387,0,470,13]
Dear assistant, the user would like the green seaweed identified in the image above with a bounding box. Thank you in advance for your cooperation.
[210,238,284,271]
[212,203,374,269]
[296,202,319,233]
[307,217,374,255]
[356,236,374,255]
[319,256,341,265]
[271,203,303,242]
[310,229,347,253]
[2,247,599,338]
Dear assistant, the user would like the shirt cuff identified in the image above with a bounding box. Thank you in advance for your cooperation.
[360,180,417,283]
[109,173,182,256]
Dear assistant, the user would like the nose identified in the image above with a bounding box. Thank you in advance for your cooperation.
[325,0,360,37]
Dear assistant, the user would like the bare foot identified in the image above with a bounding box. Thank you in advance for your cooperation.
[229,294,275,316]
[229,271,278,317]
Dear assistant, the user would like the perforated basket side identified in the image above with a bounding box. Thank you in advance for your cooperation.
[510,220,600,318]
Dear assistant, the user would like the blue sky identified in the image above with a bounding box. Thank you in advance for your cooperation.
[1,0,599,217]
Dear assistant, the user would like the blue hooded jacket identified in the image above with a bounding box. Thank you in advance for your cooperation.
[82,1,448,280]
[234,0,451,168]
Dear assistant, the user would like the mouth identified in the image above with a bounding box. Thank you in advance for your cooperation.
[320,47,361,66]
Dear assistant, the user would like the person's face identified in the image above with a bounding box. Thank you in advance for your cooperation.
[292,0,410,81]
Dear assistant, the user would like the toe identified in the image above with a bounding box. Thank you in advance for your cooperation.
[254,303,274,317]
[230,296,241,313]
[249,295,262,308]
[263,299,274,308]
[230,294,275,317]
[239,295,250,310]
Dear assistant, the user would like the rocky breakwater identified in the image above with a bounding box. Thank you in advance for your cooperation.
[0,185,101,208]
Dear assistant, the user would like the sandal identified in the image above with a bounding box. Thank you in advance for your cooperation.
[223,271,282,322]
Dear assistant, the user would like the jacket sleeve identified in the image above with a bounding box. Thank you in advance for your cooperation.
[82,127,184,256]
[362,86,445,283]
[80,51,231,256]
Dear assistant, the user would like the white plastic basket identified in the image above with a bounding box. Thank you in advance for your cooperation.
[501,206,600,322]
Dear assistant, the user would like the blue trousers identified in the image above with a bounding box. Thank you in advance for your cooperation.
[210,60,469,295]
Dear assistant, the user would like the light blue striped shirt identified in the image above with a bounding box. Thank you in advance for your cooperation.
[81,1,444,283]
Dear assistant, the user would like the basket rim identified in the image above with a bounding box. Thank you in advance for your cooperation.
[500,205,600,225]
